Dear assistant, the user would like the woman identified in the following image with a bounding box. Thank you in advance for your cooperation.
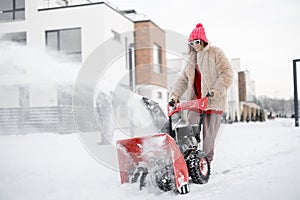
[170,23,233,162]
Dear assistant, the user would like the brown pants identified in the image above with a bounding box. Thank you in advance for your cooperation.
[187,111,222,162]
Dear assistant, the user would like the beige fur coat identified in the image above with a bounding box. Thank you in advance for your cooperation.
[171,44,233,112]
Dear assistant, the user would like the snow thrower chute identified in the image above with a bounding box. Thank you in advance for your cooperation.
[116,96,210,194]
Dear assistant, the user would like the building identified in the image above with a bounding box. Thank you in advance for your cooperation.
[0,0,168,134]
[166,53,188,92]
[238,70,256,102]
[133,19,168,112]
[0,0,134,106]
[238,69,261,121]
[227,58,241,122]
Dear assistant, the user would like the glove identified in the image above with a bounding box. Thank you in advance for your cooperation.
[208,89,221,100]
[169,93,179,104]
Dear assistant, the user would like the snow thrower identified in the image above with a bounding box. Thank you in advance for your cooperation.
[116,96,211,194]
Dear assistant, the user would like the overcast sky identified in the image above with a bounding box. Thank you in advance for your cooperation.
[111,0,300,99]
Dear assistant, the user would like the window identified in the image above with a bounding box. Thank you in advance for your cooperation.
[0,0,25,22]
[153,43,162,73]
[45,28,82,62]
[1,31,26,44]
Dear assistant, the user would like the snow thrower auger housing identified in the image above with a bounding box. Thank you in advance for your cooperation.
[116,96,211,194]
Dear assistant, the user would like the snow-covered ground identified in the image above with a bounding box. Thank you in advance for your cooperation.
[0,118,300,200]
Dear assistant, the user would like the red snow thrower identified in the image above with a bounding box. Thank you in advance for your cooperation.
[116,96,211,194]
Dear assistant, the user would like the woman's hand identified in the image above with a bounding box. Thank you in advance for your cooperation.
[208,89,221,99]
[169,94,179,104]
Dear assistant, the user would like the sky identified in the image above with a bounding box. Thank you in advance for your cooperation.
[110,0,300,99]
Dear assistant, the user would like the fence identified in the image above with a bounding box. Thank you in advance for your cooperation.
[0,106,76,135]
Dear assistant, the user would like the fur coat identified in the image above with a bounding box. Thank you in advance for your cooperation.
[171,44,233,112]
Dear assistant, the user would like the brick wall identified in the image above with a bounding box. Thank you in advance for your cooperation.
[238,71,246,102]
[134,20,167,87]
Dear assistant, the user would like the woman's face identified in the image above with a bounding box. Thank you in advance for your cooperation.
[189,39,202,52]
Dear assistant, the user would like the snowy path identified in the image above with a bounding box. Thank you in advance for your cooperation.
[0,119,299,200]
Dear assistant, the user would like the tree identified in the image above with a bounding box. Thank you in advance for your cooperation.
[246,113,250,123]
[258,96,295,117]
[234,111,238,122]
[259,109,265,122]
[251,112,255,122]
[255,109,260,121]
[228,114,233,124]
[240,112,244,122]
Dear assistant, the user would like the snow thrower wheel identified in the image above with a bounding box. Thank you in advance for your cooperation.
[155,165,175,192]
[188,152,210,184]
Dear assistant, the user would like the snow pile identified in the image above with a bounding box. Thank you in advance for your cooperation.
[0,118,300,200]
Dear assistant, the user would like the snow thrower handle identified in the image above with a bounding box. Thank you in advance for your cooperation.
[167,95,210,139]
[167,97,208,117]
[168,99,177,107]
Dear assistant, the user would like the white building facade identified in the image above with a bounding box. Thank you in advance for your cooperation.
[227,58,241,121]
[0,0,136,134]
[0,0,134,108]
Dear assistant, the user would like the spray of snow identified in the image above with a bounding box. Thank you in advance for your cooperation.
[95,92,114,144]
[127,93,153,128]
[0,41,80,85]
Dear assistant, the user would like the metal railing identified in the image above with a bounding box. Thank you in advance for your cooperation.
[39,0,105,9]
[0,106,75,135]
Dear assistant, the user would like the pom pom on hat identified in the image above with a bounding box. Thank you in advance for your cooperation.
[189,23,208,42]
[196,23,203,28]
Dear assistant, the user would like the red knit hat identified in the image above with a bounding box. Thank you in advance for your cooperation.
[188,23,208,43]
